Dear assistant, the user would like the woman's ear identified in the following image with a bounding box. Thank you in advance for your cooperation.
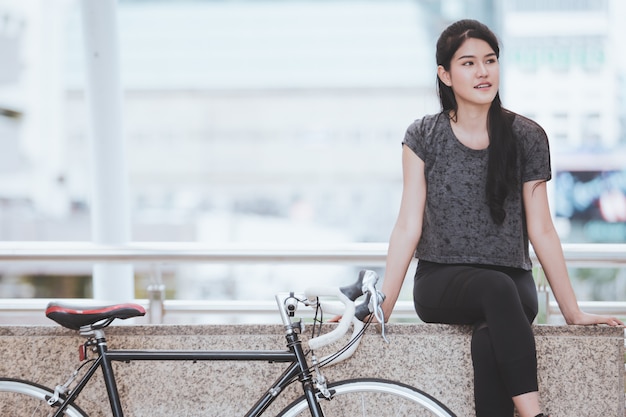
[437,65,452,87]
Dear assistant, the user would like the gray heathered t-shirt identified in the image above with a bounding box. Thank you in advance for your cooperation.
[402,112,552,270]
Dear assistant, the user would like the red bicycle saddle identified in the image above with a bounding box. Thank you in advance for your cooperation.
[46,302,146,330]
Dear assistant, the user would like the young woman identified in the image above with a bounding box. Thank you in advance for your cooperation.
[378,19,623,417]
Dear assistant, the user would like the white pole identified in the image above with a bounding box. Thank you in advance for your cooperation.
[80,0,133,301]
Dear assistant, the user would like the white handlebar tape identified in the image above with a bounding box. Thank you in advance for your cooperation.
[305,286,356,351]
[318,317,364,366]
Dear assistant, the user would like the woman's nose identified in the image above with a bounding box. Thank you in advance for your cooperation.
[477,63,488,77]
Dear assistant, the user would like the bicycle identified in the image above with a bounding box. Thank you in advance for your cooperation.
[0,270,456,416]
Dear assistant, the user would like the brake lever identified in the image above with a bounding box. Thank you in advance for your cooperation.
[357,272,389,343]
[372,290,389,343]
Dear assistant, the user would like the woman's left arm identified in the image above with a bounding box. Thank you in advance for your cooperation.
[523,180,624,326]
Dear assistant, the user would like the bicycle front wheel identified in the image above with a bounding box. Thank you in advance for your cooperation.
[277,378,456,417]
[0,378,88,417]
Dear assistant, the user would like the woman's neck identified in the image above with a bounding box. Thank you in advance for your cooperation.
[449,107,490,150]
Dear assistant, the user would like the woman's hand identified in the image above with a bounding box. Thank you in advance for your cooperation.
[328,314,374,323]
[565,311,624,327]
[328,315,341,323]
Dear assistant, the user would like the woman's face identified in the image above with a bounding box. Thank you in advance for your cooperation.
[437,38,499,110]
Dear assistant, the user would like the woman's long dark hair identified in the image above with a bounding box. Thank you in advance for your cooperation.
[436,19,517,225]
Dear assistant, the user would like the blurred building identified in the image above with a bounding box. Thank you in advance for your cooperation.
[500,0,626,242]
[1,0,438,245]
[0,0,438,300]
[502,0,621,149]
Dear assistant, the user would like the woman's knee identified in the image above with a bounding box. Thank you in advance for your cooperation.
[478,272,520,303]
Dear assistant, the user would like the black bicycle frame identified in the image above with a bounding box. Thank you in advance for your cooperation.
[52,330,325,417]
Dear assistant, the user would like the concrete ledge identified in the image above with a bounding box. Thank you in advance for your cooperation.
[0,324,623,416]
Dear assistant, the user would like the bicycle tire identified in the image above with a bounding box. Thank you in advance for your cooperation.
[0,378,88,417]
[277,378,456,417]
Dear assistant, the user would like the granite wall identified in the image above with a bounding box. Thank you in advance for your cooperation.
[0,323,623,416]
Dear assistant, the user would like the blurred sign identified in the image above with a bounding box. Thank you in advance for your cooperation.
[555,169,626,242]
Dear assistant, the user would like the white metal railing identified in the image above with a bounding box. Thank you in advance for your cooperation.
[0,241,624,265]
[0,242,625,324]
[0,241,391,264]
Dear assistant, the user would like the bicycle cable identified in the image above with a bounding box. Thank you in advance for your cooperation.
[316,313,372,369]
[281,298,372,387]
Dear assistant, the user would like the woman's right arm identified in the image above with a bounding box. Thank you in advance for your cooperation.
[380,145,427,321]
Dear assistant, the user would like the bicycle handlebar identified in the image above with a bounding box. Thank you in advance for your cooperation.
[304,286,356,351]
[303,270,387,363]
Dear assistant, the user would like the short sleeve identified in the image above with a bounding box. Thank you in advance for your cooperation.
[402,119,426,161]
[402,114,442,163]
[514,116,552,183]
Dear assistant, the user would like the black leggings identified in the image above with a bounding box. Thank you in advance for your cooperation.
[413,261,538,417]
